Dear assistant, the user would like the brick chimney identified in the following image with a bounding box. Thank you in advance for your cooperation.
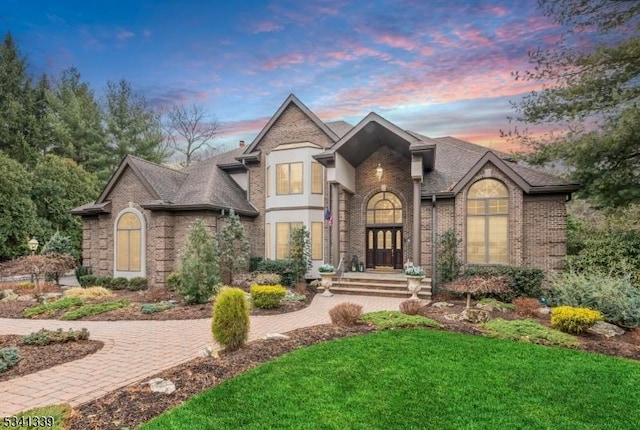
[238,140,245,148]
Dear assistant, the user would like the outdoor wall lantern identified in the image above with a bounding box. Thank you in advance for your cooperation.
[28,237,39,255]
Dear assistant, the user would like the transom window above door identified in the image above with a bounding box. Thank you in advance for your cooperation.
[366,192,402,224]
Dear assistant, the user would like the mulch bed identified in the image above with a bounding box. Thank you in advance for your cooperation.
[0,335,103,382]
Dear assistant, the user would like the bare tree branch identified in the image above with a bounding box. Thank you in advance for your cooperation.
[162,104,220,166]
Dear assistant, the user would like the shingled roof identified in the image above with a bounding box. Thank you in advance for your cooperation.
[72,148,258,217]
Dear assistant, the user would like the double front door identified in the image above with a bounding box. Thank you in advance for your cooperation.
[366,227,403,269]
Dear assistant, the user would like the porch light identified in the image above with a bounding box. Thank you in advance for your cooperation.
[375,164,384,182]
[28,237,39,255]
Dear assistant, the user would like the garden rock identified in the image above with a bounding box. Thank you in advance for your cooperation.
[0,290,18,301]
[476,303,496,312]
[536,307,551,316]
[17,294,36,302]
[460,308,491,323]
[145,378,176,394]
[432,302,454,309]
[43,292,63,300]
[265,333,290,341]
[587,321,625,338]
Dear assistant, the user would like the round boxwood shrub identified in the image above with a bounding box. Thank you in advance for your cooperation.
[127,277,148,291]
[212,287,250,351]
[250,284,286,309]
[110,277,129,290]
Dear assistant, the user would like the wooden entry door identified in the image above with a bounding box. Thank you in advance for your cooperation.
[366,227,403,269]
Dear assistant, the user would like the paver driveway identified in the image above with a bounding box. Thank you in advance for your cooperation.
[0,294,404,416]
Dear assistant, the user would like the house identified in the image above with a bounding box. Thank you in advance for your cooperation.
[72,94,579,289]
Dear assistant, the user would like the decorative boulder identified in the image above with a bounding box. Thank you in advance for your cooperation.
[432,302,454,309]
[587,321,625,338]
[475,303,495,312]
[145,378,176,394]
[264,333,290,341]
[460,308,491,324]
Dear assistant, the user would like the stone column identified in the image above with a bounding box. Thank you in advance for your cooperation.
[413,179,421,265]
[331,182,340,267]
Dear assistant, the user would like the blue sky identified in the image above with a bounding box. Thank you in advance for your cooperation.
[2,0,568,152]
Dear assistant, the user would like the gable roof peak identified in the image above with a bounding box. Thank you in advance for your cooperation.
[244,94,339,153]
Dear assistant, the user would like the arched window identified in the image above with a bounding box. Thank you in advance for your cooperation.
[114,209,145,277]
[366,192,402,224]
[466,179,508,264]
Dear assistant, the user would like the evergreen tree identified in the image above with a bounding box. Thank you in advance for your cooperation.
[0,152,41,260]
[509,0,640,207]
[217,209,250,285]
[29,74,56,156]
[41,231,78,285]
[0,32,36,166]
[30,155,99,256]
[104,79,168,179]
[47,68,107,175]
[179,219,219,304]
[289,225,311,283]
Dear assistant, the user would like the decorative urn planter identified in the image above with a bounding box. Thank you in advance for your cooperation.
[318,264,336,297]
[404,266,425,300]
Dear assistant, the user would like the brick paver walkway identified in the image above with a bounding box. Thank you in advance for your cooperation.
[0,294,403,416]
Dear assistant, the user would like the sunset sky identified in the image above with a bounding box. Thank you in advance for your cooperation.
[2,0,571,152]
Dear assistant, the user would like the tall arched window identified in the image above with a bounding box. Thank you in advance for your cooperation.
[366,192,402,224]
[114,209,145,277]
[466,179,508,264]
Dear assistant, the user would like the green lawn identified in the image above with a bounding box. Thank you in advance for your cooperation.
[142,330,640,430]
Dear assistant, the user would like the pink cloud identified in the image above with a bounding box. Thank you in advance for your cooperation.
[484,6,508,17]
[375,34,417,51]
[453,27,493,48]
[252,21,283,33]
[261,52,307,71]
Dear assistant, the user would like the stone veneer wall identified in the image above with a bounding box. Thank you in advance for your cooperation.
[347,145,414,266]
[246,103,335,260]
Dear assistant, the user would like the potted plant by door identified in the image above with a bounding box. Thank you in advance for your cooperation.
[318,263,336,297]
[404,266,425,299]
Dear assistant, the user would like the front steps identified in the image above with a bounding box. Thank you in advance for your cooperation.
[318,272,432,300]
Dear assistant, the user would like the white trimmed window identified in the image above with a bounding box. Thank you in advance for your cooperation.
[276,162,303,195]
[266,166,271,197]
[311,222,323,260]
[265,223,271,259]
[276,222,303,259]
[466,179,509,264]
[311,162,323,194]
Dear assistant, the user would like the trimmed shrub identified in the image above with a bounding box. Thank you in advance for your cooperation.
[21,328,90,346]
[79,275,98,287]
[216,209,250,285]
[212,287,250,351]
[165,271,182,292]
[140,301,175,314]
[110,277,129,290]
[551,306,603,334]
[250,284,287,309]
[399,299,426,316]
[64,286,113,300]
[95,276,114,288]
[75,265,92,285]
[513,297,542,318]
[462,266,544,301]
[249,256,264,272]
[256,259,297,287]
[550,271,640,328]
[0,347,20,373]
[128,277,148,291]
[254,273,281,286]
[329,302,363,327]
